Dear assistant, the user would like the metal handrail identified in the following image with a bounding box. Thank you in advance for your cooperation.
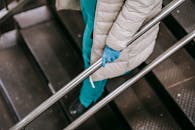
[9,0,185,130]
[64,30,195,130]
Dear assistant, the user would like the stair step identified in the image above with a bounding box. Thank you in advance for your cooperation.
[57,10,84,50]
[0,93,14,130]
[163,0,195,34]
[92,104,130,130]
[14,6,53,28]
[20,20,83,92]
[18,0,47,11]
[146,23,195,127]
[0,31,68,130]
[107,75,181,130]
[105,67,182,130]
[0,30,17,50]
[163,0,195,58]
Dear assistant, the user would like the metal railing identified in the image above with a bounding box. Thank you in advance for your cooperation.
[9,0,192,130]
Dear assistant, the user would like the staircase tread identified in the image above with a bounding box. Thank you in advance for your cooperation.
[146,23,195,125]
[20,20,83,91]
[14,5,53,28]
[0,30,17,50]
[163,0,195,33]
[57,10,84,50]
[169,79,195,124]
[0,44,68,130]
[106,73,181,130]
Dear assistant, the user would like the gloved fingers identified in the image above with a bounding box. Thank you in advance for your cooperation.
[102,56,112,67]
[102,56,117,67]
[102,56,106,67]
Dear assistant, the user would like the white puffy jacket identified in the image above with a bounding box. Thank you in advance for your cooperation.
[56,0,162,81]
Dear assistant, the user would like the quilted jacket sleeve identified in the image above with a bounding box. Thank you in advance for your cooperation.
[106,0,160,51]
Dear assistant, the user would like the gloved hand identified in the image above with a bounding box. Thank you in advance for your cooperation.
[102,45,120,67]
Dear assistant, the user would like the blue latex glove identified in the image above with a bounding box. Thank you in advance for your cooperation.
[102,45,120,67]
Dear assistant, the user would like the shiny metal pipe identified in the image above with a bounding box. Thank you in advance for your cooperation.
[9,0,185,129]
[64,30,195,130]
